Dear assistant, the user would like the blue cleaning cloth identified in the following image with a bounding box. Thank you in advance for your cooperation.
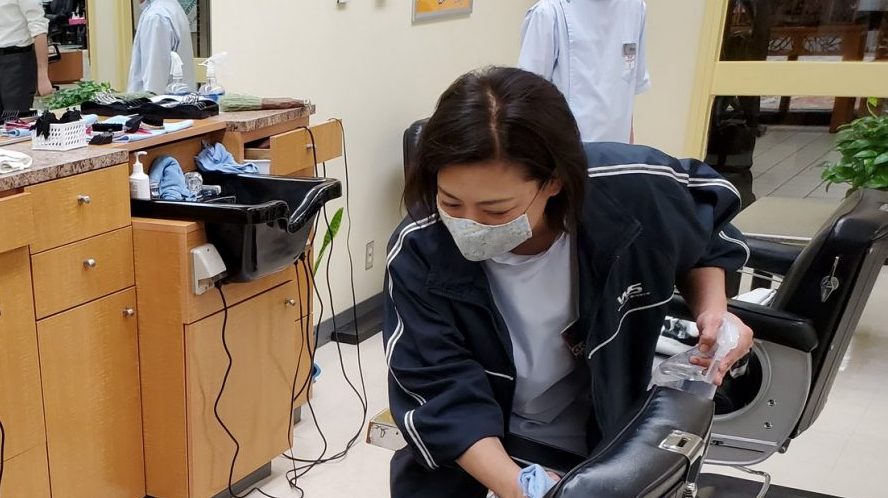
[518,464,557,498]
[196,142,259,174]
[148,156,197,201]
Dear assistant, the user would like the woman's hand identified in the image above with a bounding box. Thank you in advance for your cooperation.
[691,311,754,385]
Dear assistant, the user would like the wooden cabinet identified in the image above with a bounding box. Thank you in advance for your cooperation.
[0,247,50,498]
[31,226,135,319]
[0,192,34,254]
[243,120,342,177]
[37,288,144,498]
[25,164,130,253]
[186,281,306,498]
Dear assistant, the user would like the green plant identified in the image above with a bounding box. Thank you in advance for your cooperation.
[822,97,888,193]
[41,80,113,110]
[313,207,344,274]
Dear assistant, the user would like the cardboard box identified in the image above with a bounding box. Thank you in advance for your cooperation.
[367,409,407,451]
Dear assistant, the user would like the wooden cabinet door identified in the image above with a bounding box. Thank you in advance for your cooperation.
[37,288,145,498]
[0,248,50,498]
[185,281,305,498]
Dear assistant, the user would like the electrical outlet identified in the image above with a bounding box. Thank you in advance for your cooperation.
[365,241,375,270]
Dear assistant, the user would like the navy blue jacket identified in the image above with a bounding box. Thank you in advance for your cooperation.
[383,142,748,471]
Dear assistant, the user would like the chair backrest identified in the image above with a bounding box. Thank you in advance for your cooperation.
[771,189,888,436]
[403,118,428,178]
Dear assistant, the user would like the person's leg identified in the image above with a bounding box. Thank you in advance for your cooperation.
[0,48,38,113]
[390,448,489,498]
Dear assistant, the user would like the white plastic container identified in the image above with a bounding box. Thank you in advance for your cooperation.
[129,151,150,200]
[31,120,88,151]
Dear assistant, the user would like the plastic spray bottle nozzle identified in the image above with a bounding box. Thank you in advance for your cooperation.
[200,52,229,76]
[169,52,184,77]
[704,316,741,383]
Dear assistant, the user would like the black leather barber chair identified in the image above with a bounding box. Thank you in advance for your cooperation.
[402,119,888,497]
[552,189,887,497]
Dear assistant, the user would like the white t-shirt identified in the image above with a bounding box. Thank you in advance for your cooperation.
[484,232,591,454]
[519,0,651,143]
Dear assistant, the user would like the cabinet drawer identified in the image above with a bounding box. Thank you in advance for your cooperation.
[25,164,130,253]
[243,120,341,177]
[0,248,46,459]
[0,444,51,498]
[0,192,34,253]
[32,226,134,319]
[38,287,145,498]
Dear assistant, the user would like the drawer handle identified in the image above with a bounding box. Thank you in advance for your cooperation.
[77,194,91,205]
[284,298,297,307]
[123,308,135,317]
[83,258,97,269]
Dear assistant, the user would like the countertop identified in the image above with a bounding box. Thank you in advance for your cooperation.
[0,107,314,192]
[0,142,128,191]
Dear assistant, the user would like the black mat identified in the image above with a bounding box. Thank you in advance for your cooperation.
[698,473,847,498]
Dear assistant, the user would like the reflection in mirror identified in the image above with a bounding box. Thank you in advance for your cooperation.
[706,95,861,208]
[131,0,211,58]
[722,0,888,63]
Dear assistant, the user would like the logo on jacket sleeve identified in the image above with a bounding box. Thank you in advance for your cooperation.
[617,283,649,310]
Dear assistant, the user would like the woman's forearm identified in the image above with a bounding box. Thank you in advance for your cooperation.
[677,266,727,317]
[457,437,523,498]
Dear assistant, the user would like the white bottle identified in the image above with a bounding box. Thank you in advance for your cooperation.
[166,52,190,96]
[130,151,151,200]
[198,52,228,102]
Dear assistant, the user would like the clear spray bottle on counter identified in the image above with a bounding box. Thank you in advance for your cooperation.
[198,52,228,103]
[166,52,190,96]
[651,314,741,399]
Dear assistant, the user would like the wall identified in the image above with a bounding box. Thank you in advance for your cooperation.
[634,0,707,157]
[212,0,537,320]
[87,0,132,91]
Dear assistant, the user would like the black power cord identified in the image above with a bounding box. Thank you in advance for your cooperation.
[1,418,6,494]
[280,121,369,487]
[210,119,368,498]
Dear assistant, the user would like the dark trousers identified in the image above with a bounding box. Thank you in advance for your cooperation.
[391,448,488,498]
[0,45,37,115]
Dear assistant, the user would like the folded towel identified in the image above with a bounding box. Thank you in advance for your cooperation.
[2,128,31,138]
[148,156,197,201]
[518,464,557,498]
[196,142,259,174]
[164,119,194,133]
[0,148,33,173]
[82,114,99,126]
[113,128,167,143]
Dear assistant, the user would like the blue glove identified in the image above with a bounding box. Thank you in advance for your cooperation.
[518,464,557,498]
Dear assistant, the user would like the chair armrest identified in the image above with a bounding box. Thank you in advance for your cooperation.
[545,387,713,498]
[746,238,804,276]
[668,296,818,353]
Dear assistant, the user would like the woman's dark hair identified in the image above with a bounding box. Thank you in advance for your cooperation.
[404,66,587,231]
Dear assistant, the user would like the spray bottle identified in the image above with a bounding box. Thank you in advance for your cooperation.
[652,314,741,399]
[166,52,190,96]
[198,52,228,103]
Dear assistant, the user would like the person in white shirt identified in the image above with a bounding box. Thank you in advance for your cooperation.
[0,0,53,114]
[519,0,650,144]
[128,0,195,94]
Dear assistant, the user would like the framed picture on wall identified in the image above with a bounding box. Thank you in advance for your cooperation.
[413,0,473,22]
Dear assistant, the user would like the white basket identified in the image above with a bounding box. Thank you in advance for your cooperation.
[32,120,89,151]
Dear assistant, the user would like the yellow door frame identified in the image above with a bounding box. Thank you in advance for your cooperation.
[685,0,888,159]
[86,0,134,90]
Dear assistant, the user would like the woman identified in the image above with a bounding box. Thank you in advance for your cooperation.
[384,67,753,498]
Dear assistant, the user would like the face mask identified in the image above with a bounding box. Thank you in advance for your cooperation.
[437,197,535,262]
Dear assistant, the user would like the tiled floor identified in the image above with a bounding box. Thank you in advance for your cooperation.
[240,126,886,498]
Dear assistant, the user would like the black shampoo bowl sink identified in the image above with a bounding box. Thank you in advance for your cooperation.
[131,173,342,282]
